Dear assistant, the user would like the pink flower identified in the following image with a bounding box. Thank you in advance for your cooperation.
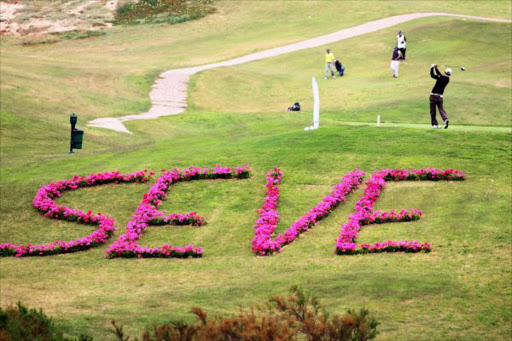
[251,168,365,256]
[106,165,253,259]
[1,170,152,257]
[335,168,464,255]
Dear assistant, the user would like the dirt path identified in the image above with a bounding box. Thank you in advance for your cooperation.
[86,12,511,133]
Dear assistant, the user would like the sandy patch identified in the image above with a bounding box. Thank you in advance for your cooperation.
[104,0,118,12]
[0,2,24,20]
[0,0,117,36]
[0,1,24,34]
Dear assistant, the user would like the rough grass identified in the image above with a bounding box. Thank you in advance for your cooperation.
[0,1,511,340]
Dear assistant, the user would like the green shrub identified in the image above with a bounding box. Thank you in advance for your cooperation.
[53,30,107,41]
[0,302,93,341]
[115,0,216,25]
[20,30,107,46]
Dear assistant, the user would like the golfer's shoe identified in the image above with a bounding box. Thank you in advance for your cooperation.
[432,125,440,129]
[443,120,449,129]
[333,75,336,78]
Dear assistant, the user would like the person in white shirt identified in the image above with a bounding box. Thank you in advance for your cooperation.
[397,30,407,60]
[390,47,403,78]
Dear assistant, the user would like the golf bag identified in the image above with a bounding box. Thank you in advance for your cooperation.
[335,60,345,76]
[287,102,301,111]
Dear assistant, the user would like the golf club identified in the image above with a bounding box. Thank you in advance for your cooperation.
[440,64,466,71]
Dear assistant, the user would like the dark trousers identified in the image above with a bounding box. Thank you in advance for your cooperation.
[429,95,448,126]
[399,48,406,60]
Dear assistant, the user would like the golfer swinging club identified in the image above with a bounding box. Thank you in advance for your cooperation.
[429,64,451,129]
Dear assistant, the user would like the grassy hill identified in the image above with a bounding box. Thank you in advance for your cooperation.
[0,1,511,340]
[193,18,511,127]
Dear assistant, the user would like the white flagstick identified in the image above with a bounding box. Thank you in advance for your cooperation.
[377,115,381,127]
[312,76,320,129]
[305,77,320,131]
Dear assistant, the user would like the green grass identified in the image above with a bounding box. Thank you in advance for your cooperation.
[193,18,511,127]
[1,115,510,340]
[0,1,511,340]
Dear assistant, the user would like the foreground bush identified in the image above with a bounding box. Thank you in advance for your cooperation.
[1,288,377,340]
[115,0,216,25]
[112,287,378,341]
[0,302,92,341]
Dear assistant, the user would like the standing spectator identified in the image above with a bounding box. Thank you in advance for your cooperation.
[429,64,451,129]
[390,47,403,78]
[397,30,407,60]
[324,49,336,79]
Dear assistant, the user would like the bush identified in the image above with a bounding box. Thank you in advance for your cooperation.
[1,289,377,341]
[0,302,93,341]
[115,0,216,25]
[54,30,107,41]
[20,30,107,46]
[112,286,379,341]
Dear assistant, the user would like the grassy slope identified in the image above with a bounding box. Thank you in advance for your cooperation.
[193,18,512,127]
[1,118,510,340]
[0,1,511,340]
[1,1,510,170]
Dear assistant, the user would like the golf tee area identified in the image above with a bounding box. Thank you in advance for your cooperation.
[0,1,511,340]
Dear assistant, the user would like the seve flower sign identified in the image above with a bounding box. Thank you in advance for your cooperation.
[0,166,464,258]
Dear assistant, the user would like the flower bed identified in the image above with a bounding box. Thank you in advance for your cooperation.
[1,166,464,259]
[106,165,252,259]
[335,168,465,255]
[0,170,153,257]
[251,168,365,256]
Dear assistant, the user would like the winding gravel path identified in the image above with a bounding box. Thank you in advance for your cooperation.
[87,12,511,133]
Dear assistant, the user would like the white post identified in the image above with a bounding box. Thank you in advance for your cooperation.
[312,77,319,129]
[305,77,320,131]
[377,115,380,127]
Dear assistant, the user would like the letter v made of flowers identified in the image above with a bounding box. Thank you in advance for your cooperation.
[251,168,365,256]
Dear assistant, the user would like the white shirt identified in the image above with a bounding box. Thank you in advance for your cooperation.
[397,34,406,48]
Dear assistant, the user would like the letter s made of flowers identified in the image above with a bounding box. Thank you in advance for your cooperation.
[0,170,153,257]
